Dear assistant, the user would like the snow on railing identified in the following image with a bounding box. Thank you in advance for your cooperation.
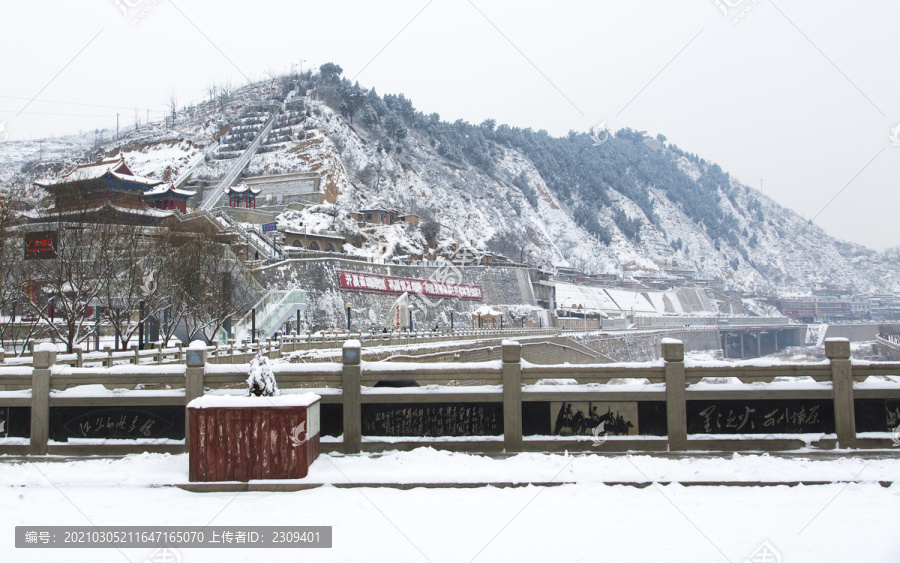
[4,338,898,455]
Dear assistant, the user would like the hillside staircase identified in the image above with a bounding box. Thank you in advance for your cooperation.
[215,211,284,260]
[199,90,299,211]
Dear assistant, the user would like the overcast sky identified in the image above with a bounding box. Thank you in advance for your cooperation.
[2,1,898,251]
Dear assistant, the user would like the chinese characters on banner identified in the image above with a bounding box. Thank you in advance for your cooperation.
[337,270,483,301]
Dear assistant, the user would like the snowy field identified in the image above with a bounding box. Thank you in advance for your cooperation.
[2,449,899,562]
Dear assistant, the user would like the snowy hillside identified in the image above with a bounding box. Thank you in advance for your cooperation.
[3,68,899,294]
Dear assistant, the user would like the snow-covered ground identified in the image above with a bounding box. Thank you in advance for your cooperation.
[2,449,899,562]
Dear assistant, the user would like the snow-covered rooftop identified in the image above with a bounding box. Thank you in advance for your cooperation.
[143,183,196,197]
[36,156,163,188]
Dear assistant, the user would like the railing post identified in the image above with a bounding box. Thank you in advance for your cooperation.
[30,344,56,455]
[342,339,362,454]
[663,339,687,451]
[185,341,208,451]
[104,344,114,368]
[269,338,279,360]
[0,347,5,364]
[74,346,83,368]
[502,340,523,452]
[826,338,856,449]
[130,344,139,365]
[176,342,184,363]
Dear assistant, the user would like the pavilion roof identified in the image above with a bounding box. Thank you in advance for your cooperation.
[226,183,262,196]
[143,183,196,198]
[35,156,163,188]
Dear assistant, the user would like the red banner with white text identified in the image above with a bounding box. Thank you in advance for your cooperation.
[337,270,483,301]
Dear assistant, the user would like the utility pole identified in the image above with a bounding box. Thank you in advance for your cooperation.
[94,307,100,352]
[138,300,145,350]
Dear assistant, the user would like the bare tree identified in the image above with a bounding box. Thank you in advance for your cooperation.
[0,191,20,350]
[155,219,255,344]
[167,89,177,126]
[218,80,233,111]
[95,224,169,349]
[15,202,142,353]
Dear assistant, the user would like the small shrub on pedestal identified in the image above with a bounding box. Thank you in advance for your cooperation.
[246,351,279,397]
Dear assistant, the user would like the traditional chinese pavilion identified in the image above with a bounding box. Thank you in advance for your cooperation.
[226,184,261,209]
[143,183,193,213]
[34,156,195,224]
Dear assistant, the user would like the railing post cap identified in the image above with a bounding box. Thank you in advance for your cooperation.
[661,338,684,362]
[342,339,361,364]
[33,343,58,369]
[186,339,208,367]
[824,338,851,360]
[502,339,521,363]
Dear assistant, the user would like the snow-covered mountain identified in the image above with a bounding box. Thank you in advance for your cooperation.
[4,69,899,295]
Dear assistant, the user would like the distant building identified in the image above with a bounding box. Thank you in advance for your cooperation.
[143,183,194,213]
[243,172,324,206]
[357,209,398,225]
[34,156,194,224]
[399,213,419,227]
[664,268,700,280]
[777,296,871,322]
[575,273,618,286]
[283,230,345,253]
[226,184,261,209]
